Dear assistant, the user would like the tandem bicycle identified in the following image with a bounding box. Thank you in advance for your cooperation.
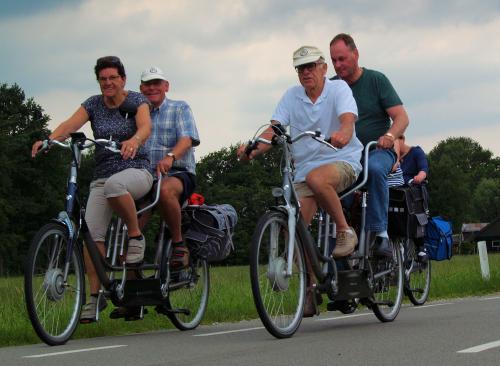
[244,123,404,338]
[25,132,209,346]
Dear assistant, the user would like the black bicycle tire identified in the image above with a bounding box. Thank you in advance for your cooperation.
[249,211,306,338]
[167,258,210,330]
[24,222,84,345]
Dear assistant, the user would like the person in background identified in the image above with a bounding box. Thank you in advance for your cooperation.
[32,56,152,323]
[387,138,404,187]
[398,135,428,184]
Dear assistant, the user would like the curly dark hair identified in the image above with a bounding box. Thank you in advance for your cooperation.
[94,56,126,79]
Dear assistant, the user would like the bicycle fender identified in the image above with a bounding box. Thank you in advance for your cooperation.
[53,211,75,239]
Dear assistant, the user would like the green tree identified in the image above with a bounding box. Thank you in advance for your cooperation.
[471,177,500,221]
[0,83,72,274]
[427,137,499,230]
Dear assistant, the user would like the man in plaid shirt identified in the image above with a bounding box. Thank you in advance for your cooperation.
[140,66,200,270]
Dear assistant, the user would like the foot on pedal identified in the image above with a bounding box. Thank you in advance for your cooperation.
[372,236,392,257]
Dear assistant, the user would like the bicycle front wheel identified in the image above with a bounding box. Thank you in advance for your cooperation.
[24,222,84,345]
[250,211,306,338]
[404,239,431,305]
[167,258,209,330]
[371,237,404,322]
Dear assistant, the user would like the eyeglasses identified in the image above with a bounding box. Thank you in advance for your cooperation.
[295,62,324,74]
[98,75,121,83]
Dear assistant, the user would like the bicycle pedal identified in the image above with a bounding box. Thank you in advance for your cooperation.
[155,305,190,316]
[327,300,357,314]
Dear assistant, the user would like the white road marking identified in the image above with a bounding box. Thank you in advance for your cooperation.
[194,327,264,337]
[479,296,500,301]
[23,345,127,358]
[316,313,372,322]
[411,302,454,309]
[457,340,500,353]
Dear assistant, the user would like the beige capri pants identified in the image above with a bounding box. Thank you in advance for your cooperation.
[294,161,357,198]
[85,168,153,242]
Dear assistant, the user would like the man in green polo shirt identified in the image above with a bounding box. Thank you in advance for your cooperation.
[330,33,410,257]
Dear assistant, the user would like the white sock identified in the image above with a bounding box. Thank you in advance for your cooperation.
[376,230,388,238]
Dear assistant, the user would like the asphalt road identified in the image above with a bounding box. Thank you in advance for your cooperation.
[2,295,499,366]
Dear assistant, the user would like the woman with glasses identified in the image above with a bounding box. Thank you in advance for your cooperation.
[31,56,153,323]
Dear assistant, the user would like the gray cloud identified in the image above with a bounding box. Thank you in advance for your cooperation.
[1,0,499,158]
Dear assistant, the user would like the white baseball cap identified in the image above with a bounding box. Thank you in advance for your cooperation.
[292,46,325,67]
[140,66,167,82]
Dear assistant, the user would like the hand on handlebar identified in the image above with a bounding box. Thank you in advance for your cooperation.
[120,136,140,160]
[31,140,50,158]
[377,134,395,149]
[236,141,258,162]
[156,156,174,175]
[328,131,350,148]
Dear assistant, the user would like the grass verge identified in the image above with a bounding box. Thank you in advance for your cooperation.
[1,254,499,347]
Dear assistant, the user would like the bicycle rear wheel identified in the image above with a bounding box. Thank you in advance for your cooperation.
[167,258,209,330]
[371,237,403,322]
[250,211,306,338]
[404,239,431,305]
[24,222,84,345]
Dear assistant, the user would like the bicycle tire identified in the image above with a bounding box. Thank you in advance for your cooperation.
[404,239,431,306]
[167,258,210,330]
[250,211,306,338]
[371,237,404,322]
[24,222,84,345]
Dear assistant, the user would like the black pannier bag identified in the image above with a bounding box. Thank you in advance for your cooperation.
[388,184,429,238]
[183,204,238,262]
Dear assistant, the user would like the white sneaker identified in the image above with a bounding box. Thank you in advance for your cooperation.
[126,236,146,263]
[332,227,358,258]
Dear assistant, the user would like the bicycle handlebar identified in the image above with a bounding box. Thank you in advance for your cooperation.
[243,124,338,157]
[37,136,122,155]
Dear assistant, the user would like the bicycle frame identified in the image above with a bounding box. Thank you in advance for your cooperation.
[47,134,147,292]
[268,133,377,284]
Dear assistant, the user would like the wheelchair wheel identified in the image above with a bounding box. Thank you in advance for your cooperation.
[371,237,404,322]
[404,239,431,306]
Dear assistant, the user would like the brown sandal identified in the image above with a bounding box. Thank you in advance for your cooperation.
[170,243,189,270]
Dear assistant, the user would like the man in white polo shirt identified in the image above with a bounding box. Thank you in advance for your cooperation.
[238,45,363,316]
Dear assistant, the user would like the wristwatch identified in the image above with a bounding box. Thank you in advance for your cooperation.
[384,132,395,140]
[167,152,176,161]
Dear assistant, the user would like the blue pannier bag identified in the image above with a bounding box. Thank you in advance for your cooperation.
[425,216,453,261]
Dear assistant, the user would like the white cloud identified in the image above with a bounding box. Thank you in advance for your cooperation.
[1,0,499,160]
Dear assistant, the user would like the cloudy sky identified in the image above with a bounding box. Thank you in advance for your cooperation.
[2,0,499,158]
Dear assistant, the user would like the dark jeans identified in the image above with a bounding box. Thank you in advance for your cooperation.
[365,149,397,232]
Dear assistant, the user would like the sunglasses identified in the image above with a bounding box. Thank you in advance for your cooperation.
[295,62,324,74]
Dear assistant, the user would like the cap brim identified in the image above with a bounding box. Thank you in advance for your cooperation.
[293,55,322,68]
[141,75,167,82]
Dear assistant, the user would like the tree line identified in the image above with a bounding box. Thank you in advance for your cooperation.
[0,83,499,275]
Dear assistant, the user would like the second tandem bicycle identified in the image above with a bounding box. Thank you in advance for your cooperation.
[243,123,407,338]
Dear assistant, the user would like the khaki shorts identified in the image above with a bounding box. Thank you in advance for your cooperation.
[85,168,153,242]
[294,161,357,199]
